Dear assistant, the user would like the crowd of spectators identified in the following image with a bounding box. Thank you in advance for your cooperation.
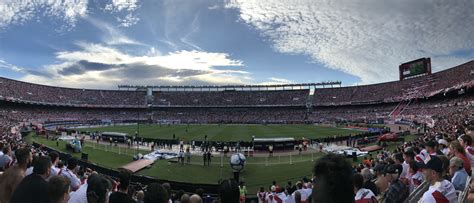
[0,103,309,124]
[0,104,149,124]
[153,90,309,107]
[313,61,473,106]
[400,94,474,118]
[0,92,471,126]
[249,102,473,203]
[308,104,395,123]
[345,104,473,202]
[0,99,472,203]
[0,77,310,108]
[0,60,472,109]
[0,77,146,107]
[151,108,307,124]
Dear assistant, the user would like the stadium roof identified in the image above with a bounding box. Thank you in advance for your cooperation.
[118,81,342,90]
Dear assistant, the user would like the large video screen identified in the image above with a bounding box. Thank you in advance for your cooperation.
[399,58,431,80]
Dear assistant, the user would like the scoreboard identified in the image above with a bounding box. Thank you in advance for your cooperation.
[399,58,431,80]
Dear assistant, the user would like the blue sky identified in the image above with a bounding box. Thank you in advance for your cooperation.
[0,0,473,89]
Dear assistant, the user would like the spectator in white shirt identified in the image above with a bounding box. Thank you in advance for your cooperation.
[48,151,60,180]
[68,173,99,203]
[61,158,81,191]
[0,145,13,170]
[420,156,458,203]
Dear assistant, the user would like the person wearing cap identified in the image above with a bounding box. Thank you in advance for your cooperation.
[420,156,458,203]
[382,164,409,203]
[458,134,474,172]
[449,156,469,191]
[438,139,449,155]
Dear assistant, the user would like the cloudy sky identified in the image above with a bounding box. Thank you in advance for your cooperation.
[0,0,473,89]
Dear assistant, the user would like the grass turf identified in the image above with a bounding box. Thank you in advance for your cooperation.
[29,135,322,193]
[29,125,408,193]
[78,124,362,141]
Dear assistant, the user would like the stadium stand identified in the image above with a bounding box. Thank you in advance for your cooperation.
[313,60,474,106]
[153,90,309,107]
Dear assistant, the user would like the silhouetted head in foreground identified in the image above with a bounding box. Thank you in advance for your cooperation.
[312,153,354,203]
[218,179,240,203]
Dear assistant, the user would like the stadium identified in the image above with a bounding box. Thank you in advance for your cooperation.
[1,58,473,202]
[1,1,474,203]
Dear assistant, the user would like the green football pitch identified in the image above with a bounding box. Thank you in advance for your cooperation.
[78,124,362,141]
[30,136,323,193]
[29,124,369,193]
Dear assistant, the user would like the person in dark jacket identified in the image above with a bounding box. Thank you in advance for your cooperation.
[382,164,409,203]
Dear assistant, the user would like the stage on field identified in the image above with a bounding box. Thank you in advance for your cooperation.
[119,159,154,173]
[360,145,383,152]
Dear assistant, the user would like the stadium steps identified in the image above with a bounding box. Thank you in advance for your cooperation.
[389,100,412,118]
[389,102,404,117]
[396,99,412,117]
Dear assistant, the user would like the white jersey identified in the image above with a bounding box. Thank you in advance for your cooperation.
[25,166,33,176]
[419,180,458,203]
[48,166,60,180]
[296,188,311,201]
[411,171,424,188]
[285,188,312,203]
[61,168,81,190]
[401,161,409,179]
[265,192,289,203]
[441,148,449,155]
[256,192,267,203]
[68,183,88,203]
[355,188,376,202]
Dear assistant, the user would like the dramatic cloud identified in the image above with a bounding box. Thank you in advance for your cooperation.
[105,0,138,12]
[104,0,140,27]
[18,42,249,89]
[0,0,88,31]
[226,0,474,84]
[0,0,141,30]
